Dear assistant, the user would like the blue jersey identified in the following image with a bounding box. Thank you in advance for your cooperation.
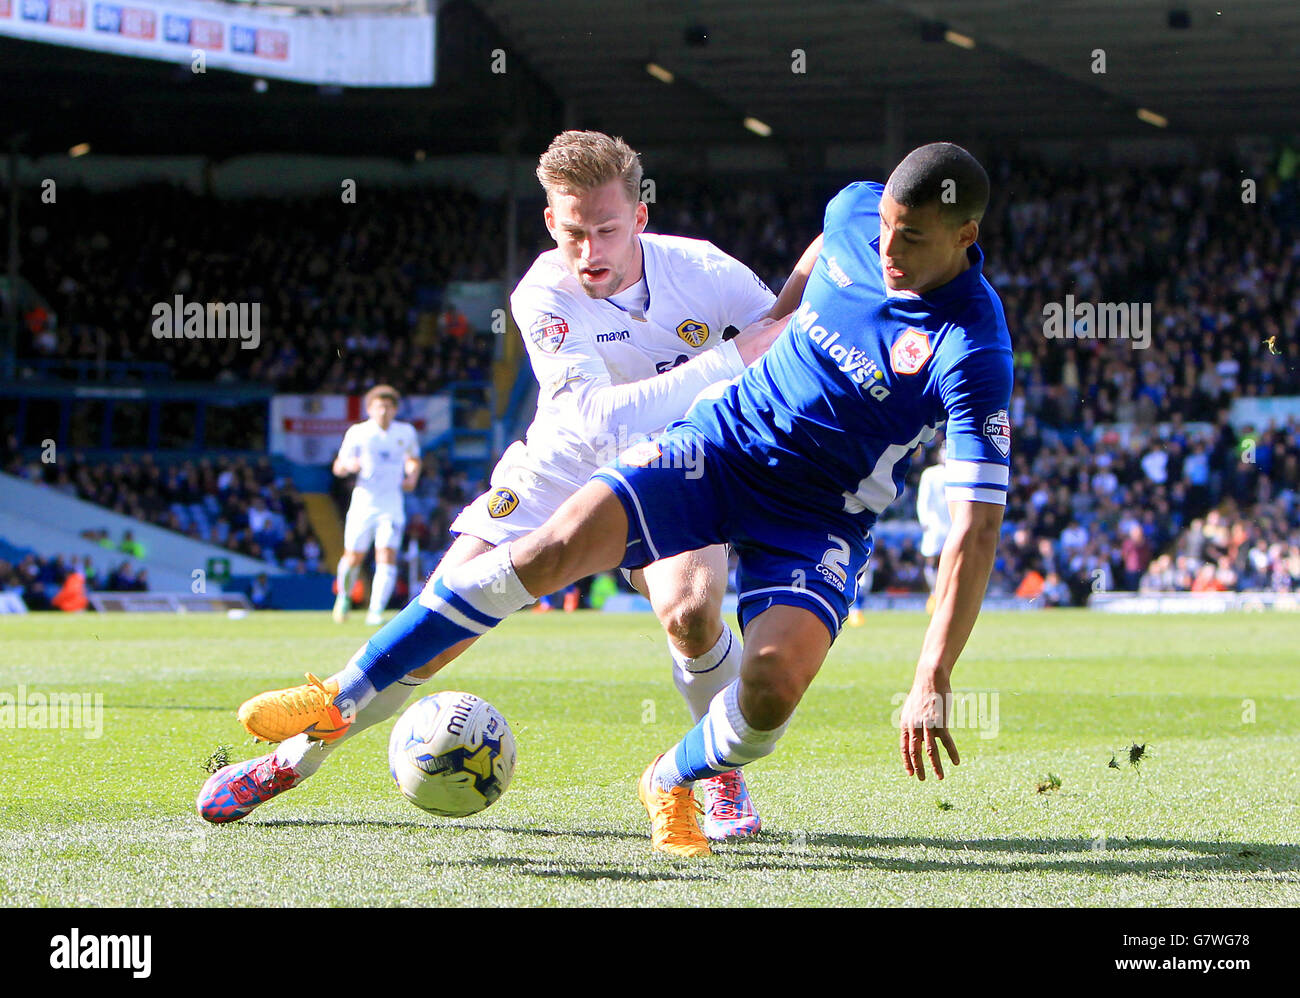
[594,181,1013,638]
[686,181,1014,523]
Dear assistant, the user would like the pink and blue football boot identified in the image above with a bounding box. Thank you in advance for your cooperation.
[197,753,302,823]
[697,768,761,840]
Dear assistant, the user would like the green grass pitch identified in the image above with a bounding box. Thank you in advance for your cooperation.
[0,610,1296,907]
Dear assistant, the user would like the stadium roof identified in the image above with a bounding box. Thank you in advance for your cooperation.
[476,0,1300,149]
[1,0,1297,160]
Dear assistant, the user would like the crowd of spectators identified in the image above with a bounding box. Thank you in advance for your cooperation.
[863,411,1300,603]
[4,449,323,572]
[10,148,1300,605]
[0,551,147,610]
[17,184,501,394]
[983,160,1300,427]
[792,154,1300,603]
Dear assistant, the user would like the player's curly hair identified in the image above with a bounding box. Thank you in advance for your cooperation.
[536,130,643,205]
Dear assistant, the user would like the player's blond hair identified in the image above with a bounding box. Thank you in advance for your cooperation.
[364,384,401,408]
[536,130,642,205]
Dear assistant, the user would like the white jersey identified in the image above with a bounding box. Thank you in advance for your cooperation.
[339,418,419,511]
[917,462,952,557]
[509,233,776,492]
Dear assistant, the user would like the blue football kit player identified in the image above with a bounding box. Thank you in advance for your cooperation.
[236,143,1014,857]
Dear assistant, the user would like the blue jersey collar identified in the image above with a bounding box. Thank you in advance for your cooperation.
[917,243,985,306]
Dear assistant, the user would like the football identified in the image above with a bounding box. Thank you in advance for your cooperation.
[387,691,517,817]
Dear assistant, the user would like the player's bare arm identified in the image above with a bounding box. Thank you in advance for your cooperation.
[766,234,823,319]
[332,451,361,477]
[731,311,792,365]
[899,497,1004,781]
[401,457,421,492]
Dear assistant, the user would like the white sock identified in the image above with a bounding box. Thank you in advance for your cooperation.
[670,623,742,723]
[370,563,398,616]
[435,542,537,617]
[652,680,790,791]
[274,672,426,778]
[336,557,358,600]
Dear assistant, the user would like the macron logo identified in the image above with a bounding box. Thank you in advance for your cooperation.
[50,930,152,979]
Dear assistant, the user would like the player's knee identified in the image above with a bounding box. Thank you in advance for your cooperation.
[659,599,721,657]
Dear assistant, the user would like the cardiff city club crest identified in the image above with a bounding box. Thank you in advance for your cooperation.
[890,328,932,375]
[530,314,569,353]
[618,441,662,468]
[983,409,1011,457]
[676,319,709,348]
[487,488,520,518]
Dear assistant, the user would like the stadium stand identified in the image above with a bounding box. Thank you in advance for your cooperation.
[6,152,1300,608]
[0,468,287,605]
[16,184,500,393]
[4,451,323,572]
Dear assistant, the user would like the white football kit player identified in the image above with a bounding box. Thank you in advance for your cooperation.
[340,418,419,554]
[917,460,952,560]
[218,233,782,841]
[451,233,775,542]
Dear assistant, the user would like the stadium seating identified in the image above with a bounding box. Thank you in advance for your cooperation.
[10,155,1300,605]
[17,183,499,393]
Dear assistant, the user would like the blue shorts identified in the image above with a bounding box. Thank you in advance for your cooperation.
[590,429,874,640]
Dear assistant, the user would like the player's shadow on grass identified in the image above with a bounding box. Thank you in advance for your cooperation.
[257,817,436,831]
[246,822,1297,879]
[478,823,650,843]
[254,819,650,841]
[443,855,714,883]
[727,831,1300,876]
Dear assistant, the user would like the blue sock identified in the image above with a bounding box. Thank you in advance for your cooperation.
[652,682,788,790]
[333,545,534,717]
[666,715,736,786]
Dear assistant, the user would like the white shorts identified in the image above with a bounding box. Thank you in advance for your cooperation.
[449,442,580,547]
[344,503,405,553]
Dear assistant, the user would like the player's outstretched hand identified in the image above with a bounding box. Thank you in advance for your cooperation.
[733,312,792,366]
[898,671,960,781]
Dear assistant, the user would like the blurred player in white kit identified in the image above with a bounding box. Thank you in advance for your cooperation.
[332,384,421,625]
[916,440,952,611]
